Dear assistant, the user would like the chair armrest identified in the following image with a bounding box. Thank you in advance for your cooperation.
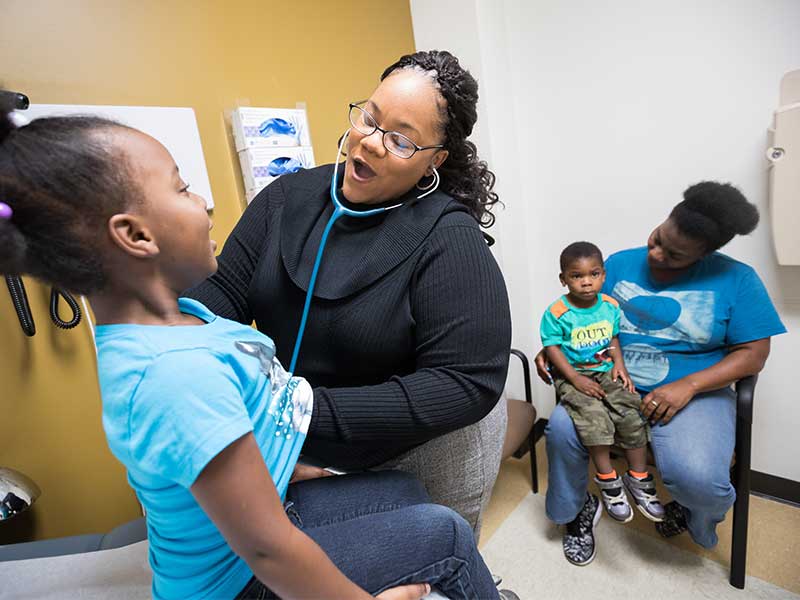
[735,375,757,424]
[510,348,533,405]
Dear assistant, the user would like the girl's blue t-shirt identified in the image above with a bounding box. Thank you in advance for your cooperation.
[604,247,786,391]
[95,298,313,600]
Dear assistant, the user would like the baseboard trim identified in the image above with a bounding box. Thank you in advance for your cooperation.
[751,471,800,507]
[530,418,800,506]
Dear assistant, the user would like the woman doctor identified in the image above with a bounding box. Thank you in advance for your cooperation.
[189,50,512,537]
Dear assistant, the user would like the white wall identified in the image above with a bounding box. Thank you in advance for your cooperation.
[411,0,800,481]
[411,0,538,405]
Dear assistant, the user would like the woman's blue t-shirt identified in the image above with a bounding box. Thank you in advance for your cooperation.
[604,248,786,391]
[95,298,313,600]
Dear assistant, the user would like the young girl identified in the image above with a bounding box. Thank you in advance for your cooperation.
[0,103,501,599]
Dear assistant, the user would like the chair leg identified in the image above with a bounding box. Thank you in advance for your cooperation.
[730,415,751,589]
[529,428,538,494]
[730,489,749,588]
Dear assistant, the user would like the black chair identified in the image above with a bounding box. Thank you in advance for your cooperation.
[505,349,538,494]
[730,374,756,589]
[552,374,757,589]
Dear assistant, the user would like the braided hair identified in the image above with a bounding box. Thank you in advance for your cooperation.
[381,50,500,228]
[0,93,139,294]
[671,181,759,252]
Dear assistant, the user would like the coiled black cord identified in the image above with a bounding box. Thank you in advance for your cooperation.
[4,275,82,334]
[5,275,35,337]
[49,287,81,329]
[4,92,82,334]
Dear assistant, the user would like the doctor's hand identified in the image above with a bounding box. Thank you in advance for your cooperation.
[640,380,695,425]
[289,463,334,483]
[534,349,553,384]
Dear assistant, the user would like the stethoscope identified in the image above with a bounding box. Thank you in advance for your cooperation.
[287,128,438,373]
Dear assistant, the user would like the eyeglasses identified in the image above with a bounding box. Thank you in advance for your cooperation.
[348,102,444,159]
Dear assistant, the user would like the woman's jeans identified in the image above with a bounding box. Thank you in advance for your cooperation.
[545,387,737,549]
[236,470,498,599]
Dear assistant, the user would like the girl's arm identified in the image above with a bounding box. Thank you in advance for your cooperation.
[641,338,771,424]
[191,433,372,599]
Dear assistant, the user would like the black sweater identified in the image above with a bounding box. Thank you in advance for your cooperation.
[187,164,511,468]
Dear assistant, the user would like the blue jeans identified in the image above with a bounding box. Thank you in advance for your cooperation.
[545,387,736,548]
[236,471,498,599]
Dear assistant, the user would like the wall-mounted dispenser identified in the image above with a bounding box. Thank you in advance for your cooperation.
[231,106,315,203]
[767,69,800,266]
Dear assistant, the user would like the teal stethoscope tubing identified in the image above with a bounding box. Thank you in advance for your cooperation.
[287,129,402,374]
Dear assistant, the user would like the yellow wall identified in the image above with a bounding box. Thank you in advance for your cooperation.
[0,0,415,543]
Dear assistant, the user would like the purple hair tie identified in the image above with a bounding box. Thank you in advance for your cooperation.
[0,202,12,220]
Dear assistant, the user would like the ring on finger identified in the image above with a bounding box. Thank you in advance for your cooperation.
[649,400,659,407]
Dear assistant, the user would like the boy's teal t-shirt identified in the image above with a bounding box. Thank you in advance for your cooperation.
[95,298,313,600]
[540,294,620,372]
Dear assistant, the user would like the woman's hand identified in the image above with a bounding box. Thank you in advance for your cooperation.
[376,583,431,600]
[534,349,554,384]
[612,365,637,394]
[570,374,606,400]
[640,380,696,425]
[290,463,334,483]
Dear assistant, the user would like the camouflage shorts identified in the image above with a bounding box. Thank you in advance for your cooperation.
[556,369,648,449]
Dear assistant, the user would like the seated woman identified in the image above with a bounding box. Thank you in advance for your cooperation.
[537,181,786,566]
[188,50,512,537]
[0,103,504,598]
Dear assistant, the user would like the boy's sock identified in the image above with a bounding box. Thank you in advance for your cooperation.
[628,469,653,482]
[627,469,657,495]
[596,469,622,495]
[597,469,618,480]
